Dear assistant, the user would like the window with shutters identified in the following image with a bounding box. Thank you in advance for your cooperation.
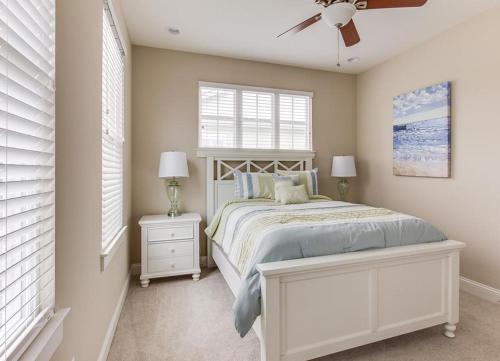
[102,2,125,250]
[199,82,312,151]
[0,0,56,357]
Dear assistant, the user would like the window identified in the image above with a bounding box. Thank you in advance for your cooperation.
[0,0,56,357]
[102,1,125,249]
[199,82,312,151]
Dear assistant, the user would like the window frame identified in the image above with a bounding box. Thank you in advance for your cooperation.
[100,0,127,268]
[198,81,313,151]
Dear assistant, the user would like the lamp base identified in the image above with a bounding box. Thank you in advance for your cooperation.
[337,178,350,202]
[167,208,180,217]
[166,178,181,217]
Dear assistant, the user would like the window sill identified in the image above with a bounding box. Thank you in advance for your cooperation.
[17,308,70,361]
[101,226,128,271]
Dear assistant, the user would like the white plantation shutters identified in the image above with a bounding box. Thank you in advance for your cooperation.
[279,94,311,150]
[102,3,124,249]
[199,82,312,151]
[241,91,273,149]
[199,87,236,148]
[0,0,56,358]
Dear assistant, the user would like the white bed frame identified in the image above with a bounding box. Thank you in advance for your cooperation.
[198,149,465,361]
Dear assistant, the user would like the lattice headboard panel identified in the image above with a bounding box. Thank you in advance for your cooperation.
[216,159,307,181]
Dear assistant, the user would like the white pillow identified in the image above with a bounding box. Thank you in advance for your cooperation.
[279,184,309,205]
[273,175,299,202]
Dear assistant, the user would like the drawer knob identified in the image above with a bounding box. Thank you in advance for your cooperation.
[170,263,175,268]
[170,249,175,253]
[170,232,175,237]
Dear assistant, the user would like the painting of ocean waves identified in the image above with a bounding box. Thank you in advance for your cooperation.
[393,82,451,177]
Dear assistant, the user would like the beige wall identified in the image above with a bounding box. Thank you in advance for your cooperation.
[53,0,132,359]
[357,9,500,289]
[131,47,357,262]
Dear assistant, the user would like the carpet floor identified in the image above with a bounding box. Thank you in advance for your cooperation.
[108,269,500,361]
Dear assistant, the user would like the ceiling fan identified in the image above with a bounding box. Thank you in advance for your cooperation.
[277,0,428,48]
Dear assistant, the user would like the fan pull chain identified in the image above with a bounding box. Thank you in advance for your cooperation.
[337,26,341,67]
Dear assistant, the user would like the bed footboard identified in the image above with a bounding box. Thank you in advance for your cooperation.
[257,240,465,361]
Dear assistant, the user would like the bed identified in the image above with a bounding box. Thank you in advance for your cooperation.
[198,149,465,361]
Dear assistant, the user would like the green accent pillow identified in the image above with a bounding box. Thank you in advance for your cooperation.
[279,184,309,205]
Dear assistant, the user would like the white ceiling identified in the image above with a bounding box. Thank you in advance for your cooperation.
[121,0,500,74]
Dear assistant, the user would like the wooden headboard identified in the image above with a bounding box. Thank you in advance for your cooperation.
[197,149,315,223]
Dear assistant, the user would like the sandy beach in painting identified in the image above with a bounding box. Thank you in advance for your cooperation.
[393,82,451,178]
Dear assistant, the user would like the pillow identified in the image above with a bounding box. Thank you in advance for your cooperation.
[279,184,309,205]
[273,175,299,202]
[234,171,274,199]
[278,168,319,196]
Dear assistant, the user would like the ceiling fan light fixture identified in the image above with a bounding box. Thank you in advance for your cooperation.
[322,3,357,28]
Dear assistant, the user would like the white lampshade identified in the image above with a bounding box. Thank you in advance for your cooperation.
[322,3,356,28]
[331,155,357,178]
[158,152,189,178]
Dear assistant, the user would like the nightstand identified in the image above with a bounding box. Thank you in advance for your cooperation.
[139,213,201,287]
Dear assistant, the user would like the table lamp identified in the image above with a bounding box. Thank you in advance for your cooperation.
[158,151,189,217]
[331,155,356,201]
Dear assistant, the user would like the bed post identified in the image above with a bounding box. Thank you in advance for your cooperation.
[260,274,281,361]
[206,155,216,268]
[444,250,460,338]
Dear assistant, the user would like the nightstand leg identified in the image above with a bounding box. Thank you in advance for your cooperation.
[140,278,150,288]
[192,273,200,281]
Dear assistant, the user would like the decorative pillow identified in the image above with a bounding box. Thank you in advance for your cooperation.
[273,175,299,202]
[279,184,309,205]
[234,171,274,199]
[278,168,319,196]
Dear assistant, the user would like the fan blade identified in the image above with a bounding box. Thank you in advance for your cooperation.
[340,19,360,47]
[363,0,427,9]
[277,13,322,38]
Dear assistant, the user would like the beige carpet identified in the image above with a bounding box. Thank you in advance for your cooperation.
[108,269,500,361]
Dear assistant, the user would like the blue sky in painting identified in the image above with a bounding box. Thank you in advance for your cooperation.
[393,82,450,119]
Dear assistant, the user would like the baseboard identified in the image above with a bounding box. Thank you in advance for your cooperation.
[131,263,141,276]
[97,269,131,361]
[460,276,500,303]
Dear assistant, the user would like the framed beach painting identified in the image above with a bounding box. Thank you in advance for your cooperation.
[393,81,451,177]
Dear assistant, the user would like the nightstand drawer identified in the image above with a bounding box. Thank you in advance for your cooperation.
[148,225,193,242]
[148,255,193,273]
[148,241,193,259]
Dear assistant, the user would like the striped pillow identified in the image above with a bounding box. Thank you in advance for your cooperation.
[278,168,319,196]
[234,171,274,199]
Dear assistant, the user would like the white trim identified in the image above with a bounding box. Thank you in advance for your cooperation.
[101,226,128,271]
[460,276,500,303]
[196,148,315,159]
[198,81,314,98]
[97,269,131,361]
[17,308,70,361]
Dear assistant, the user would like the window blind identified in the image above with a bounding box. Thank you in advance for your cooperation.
[0,0,56,358]
[102,2,125,249]
[199,83,312,151]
